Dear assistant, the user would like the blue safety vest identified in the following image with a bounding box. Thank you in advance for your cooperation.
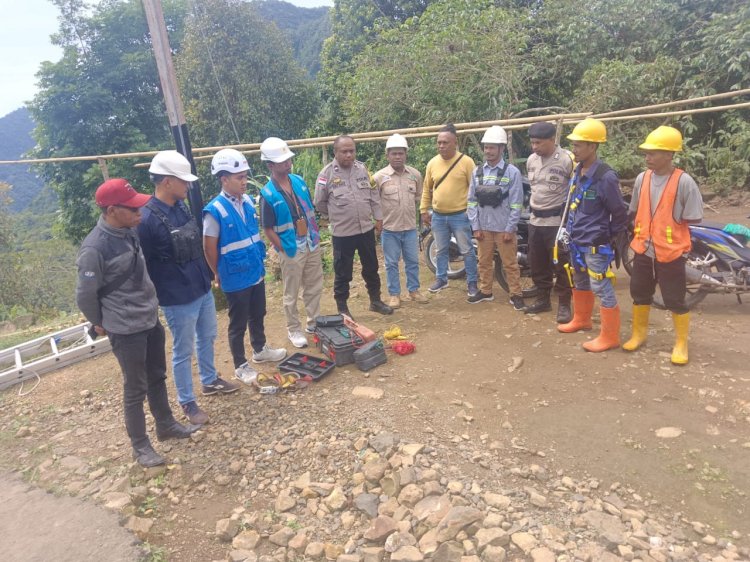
[259,174,320,258]
[203,194,266,293]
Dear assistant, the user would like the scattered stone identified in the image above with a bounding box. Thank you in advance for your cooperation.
[216,518,241,542]
[288,532,309,551]
[276,490,296,512]
[15,427,31,438]
[354,493,379,518]
[390,545,423,562]
[325,543,344,560]
[125,515,154,539]
[655,427,683,438]
[475,528,509,551]
[361,547,385,562]
[397,483,424,507]
[510,532,537,554]
[305,542,325,559]
[529,547,555,562]
[269,526,296,547]
[103,492,131,511]
[352,386,384,400]
[229,550,256,562]
[233,530,261,551]
[435,507,483,542]
[481,545,506,562]
[581,510,625,548]
[432,541,463,562]
[325,487,347,511]
[507,357,524,373]
[364,516,399,543]
[483,492,511,510]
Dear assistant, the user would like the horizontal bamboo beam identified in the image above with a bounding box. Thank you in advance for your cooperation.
[2,89,748,167]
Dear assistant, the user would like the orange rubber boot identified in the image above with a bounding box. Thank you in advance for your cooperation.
[557,289,594,333]
[583,305,621,352]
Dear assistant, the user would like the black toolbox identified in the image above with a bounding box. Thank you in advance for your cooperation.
[313,325,364,366]
[353,338,388,371]
[278,352,335,381]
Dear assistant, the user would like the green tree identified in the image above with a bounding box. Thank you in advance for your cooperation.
[29,0,189,242]
[342,0,530,132]
[176,0,318,152]
[318,0,437,131]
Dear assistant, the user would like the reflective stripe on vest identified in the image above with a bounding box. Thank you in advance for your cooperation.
[630,169,691,262]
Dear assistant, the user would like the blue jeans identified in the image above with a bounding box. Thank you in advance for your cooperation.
[573,252,618,308]
[381,229,420,295]
[162,290,218,405]
[431,212,478,284]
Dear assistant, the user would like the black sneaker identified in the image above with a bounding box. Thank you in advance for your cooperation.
[467,291,494,304]
[202,376,240,395]
[510,295,525,311]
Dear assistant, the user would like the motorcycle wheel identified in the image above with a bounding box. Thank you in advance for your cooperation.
[423,233,467,279]
[652,243,723,310]
[494,257,539,298]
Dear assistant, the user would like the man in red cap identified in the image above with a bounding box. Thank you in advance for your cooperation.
[76,178,200,468]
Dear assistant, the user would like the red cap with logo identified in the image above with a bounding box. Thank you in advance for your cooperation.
[95,178,151,208]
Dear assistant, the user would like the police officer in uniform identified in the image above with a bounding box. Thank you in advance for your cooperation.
[524,122,574,322]
[314,135,393,318]
[623,126,703,365]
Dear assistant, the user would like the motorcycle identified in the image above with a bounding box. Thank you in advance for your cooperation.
[421,180,538,297]
[622,221,750,310]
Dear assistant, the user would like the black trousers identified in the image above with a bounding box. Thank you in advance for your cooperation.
[528,224,572,296]
[630,253,688,314]
[332,229,381,302]
[109,321,176,449]
[226,280,267,367]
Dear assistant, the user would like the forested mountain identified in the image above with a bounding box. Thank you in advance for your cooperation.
[0,108,47,213]
[254,0,331,76]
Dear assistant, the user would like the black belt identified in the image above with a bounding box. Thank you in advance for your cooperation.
[433,209,467,216]
[531,205,564,218]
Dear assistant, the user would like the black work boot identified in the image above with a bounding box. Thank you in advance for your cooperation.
[132,441,166,468]
[524,289,552,314]
[336,299,354,320]
[556,293,573,324]
[369,299,394,315]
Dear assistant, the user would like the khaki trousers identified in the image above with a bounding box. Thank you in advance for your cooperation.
[477,232,522,297]
[278,245,324,332]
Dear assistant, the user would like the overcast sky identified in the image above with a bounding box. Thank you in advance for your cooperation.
[0,0,332,118]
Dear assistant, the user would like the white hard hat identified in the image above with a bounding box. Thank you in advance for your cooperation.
[481,126,508,145]
[260,137,295,163]
[385,133,409,150]
[149,150,198,182]
[211,148,250,175]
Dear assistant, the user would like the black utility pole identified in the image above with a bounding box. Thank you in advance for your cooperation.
[142,0,204,229]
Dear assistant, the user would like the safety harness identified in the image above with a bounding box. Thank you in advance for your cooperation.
[559,164,616,286]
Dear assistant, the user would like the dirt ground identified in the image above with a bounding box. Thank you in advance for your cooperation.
[0,202,748,561]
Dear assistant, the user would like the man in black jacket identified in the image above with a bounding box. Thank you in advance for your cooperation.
[76,178,200,468]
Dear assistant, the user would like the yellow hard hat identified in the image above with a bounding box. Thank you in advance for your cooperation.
[567,118,607,143]
[639,126,683,152]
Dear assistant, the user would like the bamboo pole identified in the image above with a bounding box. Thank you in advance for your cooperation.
[3,90,749,167]
[593,88,750,118]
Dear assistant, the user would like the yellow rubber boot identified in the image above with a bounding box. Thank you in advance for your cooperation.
[622,304,651,351]
[583,305,621,352]
[671,312,690,365]
[558,289,594,333]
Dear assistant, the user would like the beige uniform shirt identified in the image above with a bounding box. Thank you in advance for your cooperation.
[373,164,423,232]
[314,159,382,237]
[527,146,573,227]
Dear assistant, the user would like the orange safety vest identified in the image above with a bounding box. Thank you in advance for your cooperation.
[630,169,691,262]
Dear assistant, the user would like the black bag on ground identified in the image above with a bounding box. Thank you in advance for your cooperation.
[353,338,387,371]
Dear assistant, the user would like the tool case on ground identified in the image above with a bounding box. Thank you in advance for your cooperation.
[313,325,364,366]
[353,338,388,371]
[314,314,344,328]
[278,352,334,381]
